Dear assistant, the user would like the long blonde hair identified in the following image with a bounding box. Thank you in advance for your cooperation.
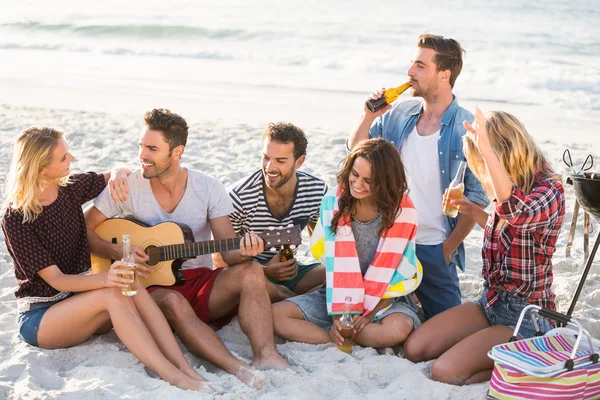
[463,111,560,200]
[2,127,68,223]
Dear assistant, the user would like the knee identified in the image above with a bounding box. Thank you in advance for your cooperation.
[242,261,267,285]
[402,332,429,363]
[272,304,285,334]
[431,359,464,385]
[99,287,130,305]
[392,317,414,345]
[155,291,189,320]
[272,302,294,337]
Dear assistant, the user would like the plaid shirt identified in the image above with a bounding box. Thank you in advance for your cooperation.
[482,175,565,310]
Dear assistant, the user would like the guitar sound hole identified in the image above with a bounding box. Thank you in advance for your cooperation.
[146,245,160,266]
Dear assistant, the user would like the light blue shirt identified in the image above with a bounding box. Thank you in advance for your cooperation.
[368,96,489,271]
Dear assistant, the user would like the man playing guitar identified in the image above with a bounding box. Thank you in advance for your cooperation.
[84,108,287,389]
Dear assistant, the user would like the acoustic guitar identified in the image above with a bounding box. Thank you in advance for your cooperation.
[90,218,302,287]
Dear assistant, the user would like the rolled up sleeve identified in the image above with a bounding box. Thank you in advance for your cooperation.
[495,181,564,232]
[463,166,489,207]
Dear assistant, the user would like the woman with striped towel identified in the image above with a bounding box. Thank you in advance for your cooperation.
[272,138,423,349]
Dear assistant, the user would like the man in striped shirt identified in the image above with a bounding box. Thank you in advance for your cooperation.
[227,122,328,298]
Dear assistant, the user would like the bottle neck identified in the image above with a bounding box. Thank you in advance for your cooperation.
[386,81,411,100]
[451,161,467,186]
[122,240,132,259]
[343,301,352,314]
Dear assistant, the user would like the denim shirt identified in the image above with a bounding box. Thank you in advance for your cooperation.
[369,96,489,271]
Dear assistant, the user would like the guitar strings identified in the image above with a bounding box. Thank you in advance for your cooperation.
[143,236,296,255]
[140,227,300,256]
[145,238,242,255]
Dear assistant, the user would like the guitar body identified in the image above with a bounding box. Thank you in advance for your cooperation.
[91,219,191,287]
[90,218,302,288]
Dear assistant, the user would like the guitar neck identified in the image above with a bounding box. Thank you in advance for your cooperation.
[158,238,242,261]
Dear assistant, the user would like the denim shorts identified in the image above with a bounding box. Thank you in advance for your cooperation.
[475,288,553,339]
[287,286,421,331]
[17,294,74,347]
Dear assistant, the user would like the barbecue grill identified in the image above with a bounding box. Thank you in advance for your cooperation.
[566,171,600,317]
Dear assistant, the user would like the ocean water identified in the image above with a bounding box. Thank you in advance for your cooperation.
[0,0,599,113]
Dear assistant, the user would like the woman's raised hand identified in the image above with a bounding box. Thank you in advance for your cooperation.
[463,106,493,157]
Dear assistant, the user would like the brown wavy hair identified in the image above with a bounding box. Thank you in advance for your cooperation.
[417,33,465,88]
[262,122,308,160]
[144,108,188,151]
[330,138,408,237]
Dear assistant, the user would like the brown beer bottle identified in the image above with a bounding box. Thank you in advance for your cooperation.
[280,244,294,262]
[366,81,412,113]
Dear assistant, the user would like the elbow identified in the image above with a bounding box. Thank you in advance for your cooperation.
[43,276,67,293]
[220,252,241,267]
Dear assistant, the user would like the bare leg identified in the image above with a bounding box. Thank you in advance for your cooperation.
[403,302,490,363]
[353,313,414,348]
[431,325,513,385]
[37,288,204,391]
[131,285,204,382]
[291,265,325,295]
[208,261,288,370]
[272,300,331,343]
[150,288,263,389]
[93,320,113,335]
[265,279,297,302]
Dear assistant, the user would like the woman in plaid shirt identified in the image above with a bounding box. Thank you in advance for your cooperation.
[403,107,565,386]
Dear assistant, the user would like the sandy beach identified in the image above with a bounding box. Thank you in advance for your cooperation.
[1,98,599,399]
[1,0,600,398]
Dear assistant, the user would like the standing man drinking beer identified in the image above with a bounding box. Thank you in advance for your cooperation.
[348,34,488,320]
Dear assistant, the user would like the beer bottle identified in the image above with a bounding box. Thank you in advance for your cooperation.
[366,81,412,113]
[442,161,467,218]
[119,234,138,296]
[279,244,294,262]
[337,296,355,354]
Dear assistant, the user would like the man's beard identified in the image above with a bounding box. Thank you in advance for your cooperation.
[263,169,294,189]
[142,159,171,179]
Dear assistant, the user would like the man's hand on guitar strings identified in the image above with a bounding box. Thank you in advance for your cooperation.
[132,246,150,263]
[239,231,265,258]
[135,264,153,280]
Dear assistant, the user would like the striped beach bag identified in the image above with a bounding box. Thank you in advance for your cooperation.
[488,305,600,400]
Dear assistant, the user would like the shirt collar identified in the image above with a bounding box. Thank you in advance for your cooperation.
[410,95,460,126]
[441,95,459,127]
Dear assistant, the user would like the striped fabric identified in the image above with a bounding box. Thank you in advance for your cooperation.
[488,334,600,399]
[228,169,327,263]
[310,186,421,315]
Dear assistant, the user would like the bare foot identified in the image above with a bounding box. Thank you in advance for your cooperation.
[253,351,289,370]
[198,381,224,394]
[180,366,205,382]
[235,366,265,390]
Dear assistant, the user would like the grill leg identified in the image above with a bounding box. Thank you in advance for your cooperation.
[566,229,600,320]
[566,200,580,258]
[584,212,591,260]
